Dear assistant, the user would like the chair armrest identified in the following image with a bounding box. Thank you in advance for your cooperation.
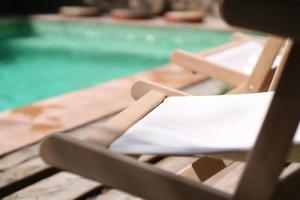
[40,134,231,200]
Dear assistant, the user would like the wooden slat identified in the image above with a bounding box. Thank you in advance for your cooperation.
[94,156,199,200]
[0,157,48,189]
[172,50,248,85]
[0,145,39,173]
[87,91,166,147]
[241,36,285,93]
[96,190,140,200]
[205,162,245,194]
[3,172,100,200]
[41,135,231,200]
[0,118,107,196]
[131,80,188,100]
[1,155,158,200]
[269,40,293,91]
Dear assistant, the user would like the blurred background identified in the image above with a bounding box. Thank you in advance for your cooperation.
[1,0,222,17]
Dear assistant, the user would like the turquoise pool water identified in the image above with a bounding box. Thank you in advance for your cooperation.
[0,19,231,110]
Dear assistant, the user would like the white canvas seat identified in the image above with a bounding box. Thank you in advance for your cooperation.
[206,41,281,75]
[110,92,300,158]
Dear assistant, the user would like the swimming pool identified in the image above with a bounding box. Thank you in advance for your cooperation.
[0,19,231,111]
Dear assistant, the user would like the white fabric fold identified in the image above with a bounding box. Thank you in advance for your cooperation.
[109,92,300,155]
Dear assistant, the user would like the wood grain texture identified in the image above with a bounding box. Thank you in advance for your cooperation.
[94,156,199,200]
[41,135,231,200]
[3,172,100,200]
[87,91,166,147]
[0,157,48,189]
[0,145,39,173]
[0,118,108,195]
[172,49,248,85]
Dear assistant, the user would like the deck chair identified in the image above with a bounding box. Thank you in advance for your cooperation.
[172,33,285,94]
[39,23,290,178]
[39,1,300,197]
[131,34,286,104]
[166,34,287,180]
[38,33,288,159]
[38,38,292,159]
[39,38,300,200]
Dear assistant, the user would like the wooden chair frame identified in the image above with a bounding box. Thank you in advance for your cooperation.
[39,36,298,200]
[172,34,284,93]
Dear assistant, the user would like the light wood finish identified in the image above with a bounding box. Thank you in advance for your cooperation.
[205,162,245,194]
[178,157,227,182]
[269,40,293,91]
[172,50,248,85]
[87,91,166,147]
[3,172,99,200]
[131,79,188,100]
[41,134,231,200]
[240,37,285,92]
[172,36,285,89]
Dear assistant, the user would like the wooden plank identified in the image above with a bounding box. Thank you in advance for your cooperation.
[1,154,157,200]
[94,156,199,200]
[87,91,166,147]
[0,114,157,199]
[1,157,48,189]
[0,118,108,197]
[202,163,300,195]
[96,190,140,200]
[0,145,40,173]
[3,172,100,200]
[205,162,245,194]
[172,50,248,85]
[41,136,230,200]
